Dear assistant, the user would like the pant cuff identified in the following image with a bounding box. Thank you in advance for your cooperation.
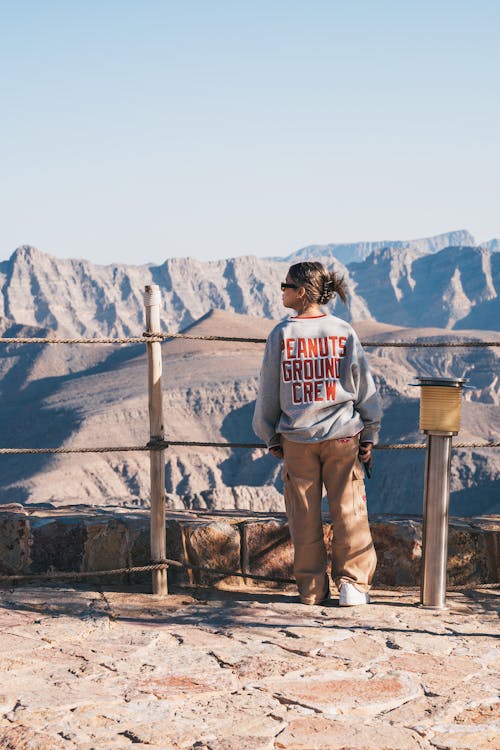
[335,577,371,594]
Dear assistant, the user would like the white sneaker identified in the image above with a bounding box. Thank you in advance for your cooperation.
[339,582,370,606]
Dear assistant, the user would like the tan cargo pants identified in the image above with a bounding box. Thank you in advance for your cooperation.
[282,435,377,604]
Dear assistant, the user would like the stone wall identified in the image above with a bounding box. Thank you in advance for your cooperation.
[0,504,498,589]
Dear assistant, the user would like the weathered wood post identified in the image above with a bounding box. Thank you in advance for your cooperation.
[144,284,168,596]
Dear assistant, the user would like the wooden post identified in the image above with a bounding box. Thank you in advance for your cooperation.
[144,284,167,596]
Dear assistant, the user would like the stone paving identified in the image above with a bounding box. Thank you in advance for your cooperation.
[0,582,498,750]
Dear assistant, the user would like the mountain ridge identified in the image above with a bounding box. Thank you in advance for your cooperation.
[280,229,478,265]
[1,236,498,336]
[348,245,499,330]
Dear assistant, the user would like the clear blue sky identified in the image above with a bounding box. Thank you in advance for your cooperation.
[1,0,498,265]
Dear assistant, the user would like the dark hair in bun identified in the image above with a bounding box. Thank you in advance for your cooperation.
[288,261,348,306]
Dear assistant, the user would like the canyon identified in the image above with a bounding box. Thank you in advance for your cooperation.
[0,230,498,515]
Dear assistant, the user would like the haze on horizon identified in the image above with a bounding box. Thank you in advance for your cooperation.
[1,0,499,266]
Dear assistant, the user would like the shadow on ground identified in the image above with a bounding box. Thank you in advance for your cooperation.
[1,583,497,639]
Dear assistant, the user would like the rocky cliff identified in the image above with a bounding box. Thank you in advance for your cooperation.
[0,234,498,515]
[1,234,499,338]
[348,245,499,330]
[282,229,476,264]
[0,246,354,336]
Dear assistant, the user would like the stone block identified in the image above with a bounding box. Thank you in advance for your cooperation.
[129,526,149,566]
[447,526,486,585]
[386,652,482,696]
[274,717,429,749]
[480,528,500,581]
[260,670,422,718]
[30,518,87,573]
[429,726,500,750]
[453,701,500,724]
[242,519,293,587]
[183,520,241,585]
[127,669,237,701]
[0,725,68,750]
[3,508,498,595]
[166,518,191,586]
[370,516,498,588]
[448,519,500,586]
[323,633,386,665]
[0,512,30,575]
[83,519,129,577]
[371,518,422,586]
[126,517,191,587]
[126,522,150,586]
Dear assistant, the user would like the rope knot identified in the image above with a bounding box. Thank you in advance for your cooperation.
[146,438,169,450]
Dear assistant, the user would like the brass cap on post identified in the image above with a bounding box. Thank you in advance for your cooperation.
[417,377,466,434]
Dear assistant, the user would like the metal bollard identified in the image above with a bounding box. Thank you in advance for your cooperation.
[417,376,466,610]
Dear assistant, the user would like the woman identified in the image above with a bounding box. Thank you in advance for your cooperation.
[252,261,381,606]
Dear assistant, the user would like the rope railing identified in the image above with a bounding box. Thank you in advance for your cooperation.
[165,439,500,450]
[1,330,498,454]
[0,440,499,455]
[0,558,296,584]
[1,557,497,590]
[0,331,499,346]
[1,331,498,457]
[0,559,295,586]
[1,294,498,597]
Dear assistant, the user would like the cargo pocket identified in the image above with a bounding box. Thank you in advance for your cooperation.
[352,462,367,516]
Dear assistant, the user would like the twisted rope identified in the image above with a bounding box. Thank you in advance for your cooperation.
[0,440,498,455]
[1,559,497,590]
[0,333,499,347]
[0,446,153,455]
[361,341,500,348]
[0,336,154,344]
[166,440,500,450]
[0,559,294,586]
[448,441,500,448]
[0,562,169,584]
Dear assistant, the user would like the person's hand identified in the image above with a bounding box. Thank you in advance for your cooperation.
[269,446,283,460]
[359,441,373,464]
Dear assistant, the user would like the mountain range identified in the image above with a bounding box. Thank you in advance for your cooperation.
[280,228,478,264]
[1,230,498,339]
[0,229,498,516]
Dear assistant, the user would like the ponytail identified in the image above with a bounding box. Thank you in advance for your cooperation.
[288,262,348,306]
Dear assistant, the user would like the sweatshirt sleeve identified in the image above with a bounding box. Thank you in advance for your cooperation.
[252,326,282,447]
[351,333,382,444]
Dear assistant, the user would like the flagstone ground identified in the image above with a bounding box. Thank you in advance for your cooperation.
[0,583,498,749]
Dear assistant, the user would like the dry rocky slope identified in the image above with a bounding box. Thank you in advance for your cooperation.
[0,231,498,515]
[0,310,498,516]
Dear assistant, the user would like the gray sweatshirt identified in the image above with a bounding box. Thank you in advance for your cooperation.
[252,314,382,447]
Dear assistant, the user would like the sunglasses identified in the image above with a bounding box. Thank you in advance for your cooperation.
[281,282,298,291]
